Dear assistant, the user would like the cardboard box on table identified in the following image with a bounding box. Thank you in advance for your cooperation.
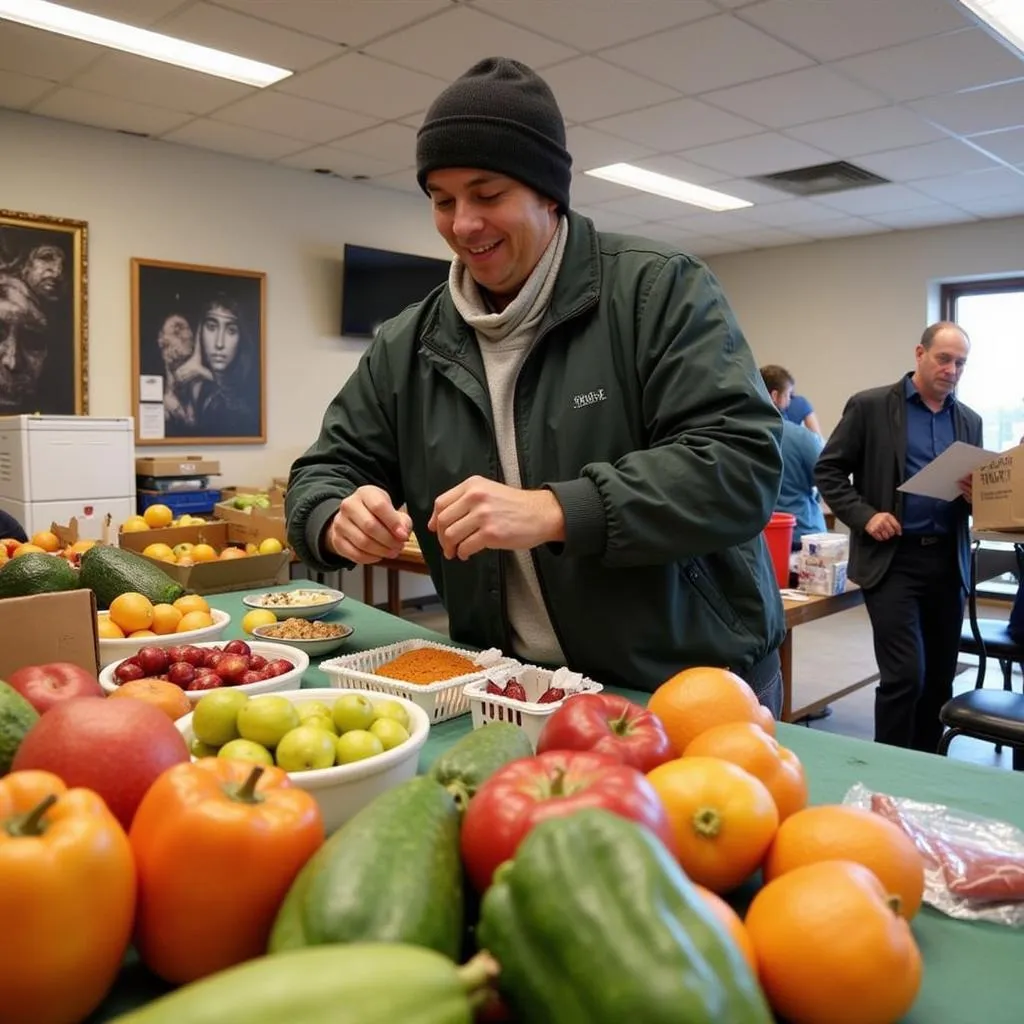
[0,589,100,678]
[134,456,221,477]
[972,445,1024,533]
[214,487,287,546]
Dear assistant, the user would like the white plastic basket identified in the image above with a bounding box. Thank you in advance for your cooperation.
[320,639,514,724]
[464,664,604,750]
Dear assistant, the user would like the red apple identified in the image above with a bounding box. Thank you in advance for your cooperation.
[5,662,104,715]
[215,654,249,684]
[178,646,207,668]
[205,651,225,669]
[223,639,251,657]
[239,670,264,686]
[136,646,170,677]
[248,654,267,671]
[166,662,195,688]
[186,674,222,692]
[11,696,190,830]
[264,659,293,679]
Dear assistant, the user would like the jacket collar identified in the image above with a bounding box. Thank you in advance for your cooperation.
[420,210,601,360]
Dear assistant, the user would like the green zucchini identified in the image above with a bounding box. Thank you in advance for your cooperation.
[428,723,533,811]
[477,808,773,1024]
[110,943,495,1024]
[269,776,463,959]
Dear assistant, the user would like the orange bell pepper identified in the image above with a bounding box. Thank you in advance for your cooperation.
[130,758,324,984]
[0,769,136,1024]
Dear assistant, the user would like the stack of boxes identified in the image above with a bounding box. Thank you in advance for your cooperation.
[796,532,849,595]
[135,456,221,517]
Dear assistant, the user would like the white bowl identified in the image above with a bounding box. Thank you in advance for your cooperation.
[99,639,310,703]
[251,621,354,657]
[242,588,345,620]
[174,688,430,833]
[98,608,231,668]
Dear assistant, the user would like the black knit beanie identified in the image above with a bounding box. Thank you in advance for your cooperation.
[416,57,572,212]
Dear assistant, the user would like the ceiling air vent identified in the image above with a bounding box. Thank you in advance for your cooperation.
[750,160,890,197]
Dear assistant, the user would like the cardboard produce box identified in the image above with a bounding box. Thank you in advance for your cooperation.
[118,520,230,552]
[972,445,1024,532]
[135,456,221,477]
[214,498,287,546]
[0,589,100,678]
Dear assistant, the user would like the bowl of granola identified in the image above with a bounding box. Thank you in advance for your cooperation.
[242,587,345,620]
[252,617,355,657]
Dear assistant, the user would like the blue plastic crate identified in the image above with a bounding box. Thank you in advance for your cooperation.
[137,489,222,516]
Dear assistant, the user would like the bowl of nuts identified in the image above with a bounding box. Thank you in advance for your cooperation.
[252,617,355,657]
[242,587,345,620]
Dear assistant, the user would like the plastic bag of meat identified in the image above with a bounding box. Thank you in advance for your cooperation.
[844,783,1024,927]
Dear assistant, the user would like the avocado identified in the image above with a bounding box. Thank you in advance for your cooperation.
[0,680,40,775]
[78,544,185,610]
[0,552,79,600]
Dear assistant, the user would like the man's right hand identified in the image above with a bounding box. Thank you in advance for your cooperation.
[325,485,412,564]
[865,512,902,542]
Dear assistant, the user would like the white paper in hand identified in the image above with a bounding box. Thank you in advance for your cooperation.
[897,442,999,501]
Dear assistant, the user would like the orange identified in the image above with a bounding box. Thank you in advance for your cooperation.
[173,594,210,615]
[142,542,174,561]
[67,539,96,556]
[108,678,192,721]
[150,603,183,636]
[176,610,214,633]
[121,516,149,533]
[128,630,158,639]
[30,530,60,552]
[142,504,173,529]
[646,756,779,894]
[692,884,757,974]
[683,722,808,822]
[108,592,155,634]
[648,666,775,753]
[218,547,246,560]
[97,617,125,639]
[763,805,925,919]
[745,860,922,1024]
[12,543,46,558]
[190,544,217,563]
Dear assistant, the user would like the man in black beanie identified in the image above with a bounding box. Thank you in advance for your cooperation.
[288,57,787,711]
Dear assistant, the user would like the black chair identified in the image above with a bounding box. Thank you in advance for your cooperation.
[937,689,1024,771]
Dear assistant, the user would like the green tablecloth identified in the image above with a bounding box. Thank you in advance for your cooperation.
[90,584,1024,1023]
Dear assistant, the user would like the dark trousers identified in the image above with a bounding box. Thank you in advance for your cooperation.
[863,536,965,753]
[739,648,783,721]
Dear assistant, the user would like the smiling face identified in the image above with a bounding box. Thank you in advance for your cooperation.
[425,168,559,310]
[199,304,240,375]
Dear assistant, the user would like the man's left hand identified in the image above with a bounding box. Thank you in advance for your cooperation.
[957,473,973,503]
[428,477,566,560]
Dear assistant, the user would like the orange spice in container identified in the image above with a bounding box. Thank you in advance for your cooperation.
[374,647,479,685]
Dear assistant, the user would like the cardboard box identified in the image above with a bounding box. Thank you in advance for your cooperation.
[972,445,1024,532]
[215,504,289,546]
[135,456,221,477]
[0,589,99,678]
[118,520,230,552]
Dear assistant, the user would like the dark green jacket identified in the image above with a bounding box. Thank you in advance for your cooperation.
[287,213,785,691]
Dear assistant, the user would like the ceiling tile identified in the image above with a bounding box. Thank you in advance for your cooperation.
[703,66,886,129]
[475,0,716,51]
[741,199,851,226]
[541,57,679,122]
[630,153,729,185]
[0,69,54,109]
[566,125,654,170]
[909,80,1024,136]
[62,0,186,24]
[72,52,253,114]
[867,205,978,229]
[0,22,106,81]
[599,14,813,95]
[661,209,767,234]
[568,172,638,206]
[157,3,342,71]
[280,52,448,119]
[162,118,308,159]
[32,87,190,135]
[214,0,451,47]
[367,168,423,195]
[211,92,377,144]
[815,182,937,215]
[708,176,794,203]
[969,127,1024,166]
[736,0,968,61]
[857,138,1001,182]
[574,205,648,232]
[912,166,1024,203]
[592,192,715,223]
[784,106,948,157]
[834,29,1024,103]
[799,216,890,238]
[333,122,418,163]
[365,7,575,80]
[682,132,834,176]
[954,194,1024,219]
[592,97,761,150]
[689,236,749,255]
[279,144,410,179]
[717,226,813,247]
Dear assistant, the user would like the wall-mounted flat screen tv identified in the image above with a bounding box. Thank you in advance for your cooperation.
[341,243,451,338]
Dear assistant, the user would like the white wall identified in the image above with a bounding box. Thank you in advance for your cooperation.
[706,216,1024,434]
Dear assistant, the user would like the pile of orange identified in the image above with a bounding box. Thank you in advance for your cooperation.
[99,593,214,640]
[642,665,926,1024]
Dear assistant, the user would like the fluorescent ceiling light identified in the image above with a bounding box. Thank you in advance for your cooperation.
[0,0,292,87]
[584,163,752,212]
[953,0,1024,58]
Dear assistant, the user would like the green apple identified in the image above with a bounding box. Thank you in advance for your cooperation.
[371,699,410,731]
[218,738,274,766]
[237,695,300,749]
[335,729,384,765]
[172,542,194,559]
[275,726,336,772]
[190,737,220,758]
[302,714,338,736]
[332,694,375,734]
[369,718,410,751]
[193,689,250,747]
[296,701,333,724]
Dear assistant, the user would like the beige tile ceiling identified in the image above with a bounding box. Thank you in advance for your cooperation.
[2,0,1023,257]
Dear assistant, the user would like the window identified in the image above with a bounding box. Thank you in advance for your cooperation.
[941,277,1024,452]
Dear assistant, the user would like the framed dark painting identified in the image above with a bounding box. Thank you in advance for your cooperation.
[0,209,88,415]
[131,258,266,445]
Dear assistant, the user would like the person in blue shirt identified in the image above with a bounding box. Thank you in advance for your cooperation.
[782,388,822,437]
[760,365,826,549]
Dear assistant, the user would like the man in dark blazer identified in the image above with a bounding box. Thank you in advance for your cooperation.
[815,322,982,753]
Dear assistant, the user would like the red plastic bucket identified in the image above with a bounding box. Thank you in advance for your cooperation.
[763,512,796,589]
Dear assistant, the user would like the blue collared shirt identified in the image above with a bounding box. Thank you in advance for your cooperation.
[902,374,956,535]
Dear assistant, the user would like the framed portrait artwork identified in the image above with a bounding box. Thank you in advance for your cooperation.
[131,259,266,445]
[0,209,88,416]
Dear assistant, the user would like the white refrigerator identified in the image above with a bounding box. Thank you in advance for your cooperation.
[0,415,136,540]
